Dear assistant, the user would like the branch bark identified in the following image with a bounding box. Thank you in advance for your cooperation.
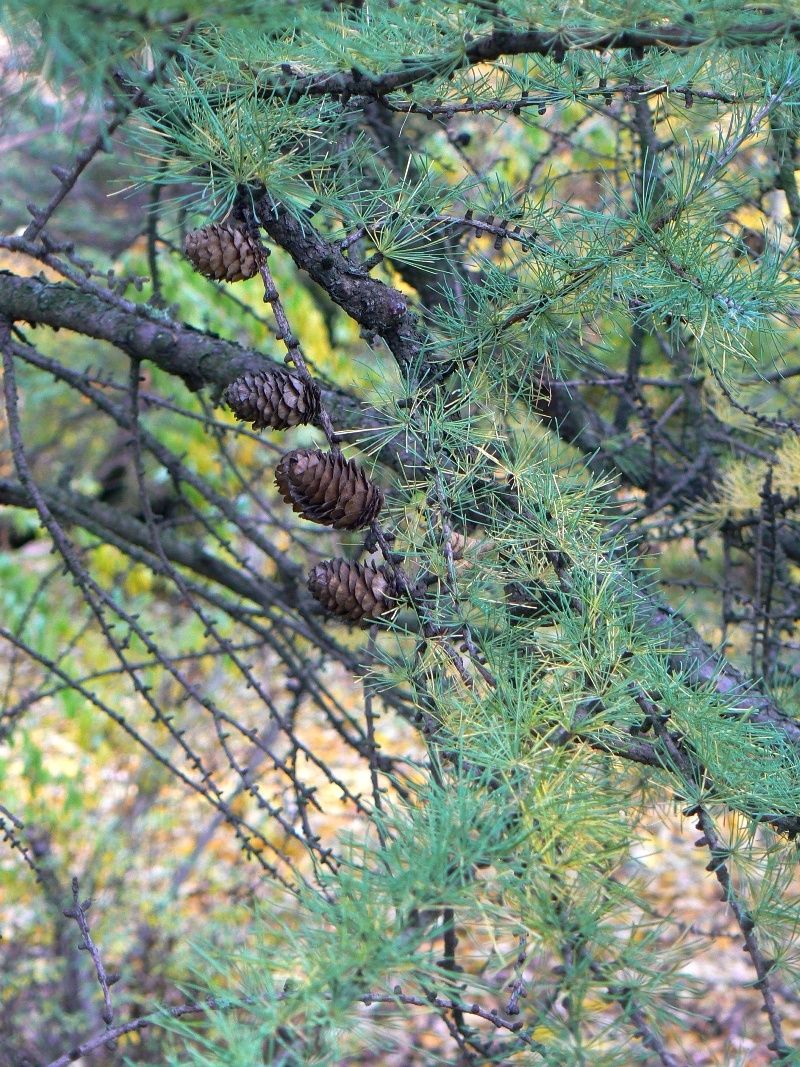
[1,268,798,789]
[0,270,418,472]
[270,18,800,103]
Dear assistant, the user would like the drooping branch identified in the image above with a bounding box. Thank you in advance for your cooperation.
[0,475,289,611]
[1,267,798,774]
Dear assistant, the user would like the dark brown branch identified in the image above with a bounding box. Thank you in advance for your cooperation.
[0,270,418,472]
[271,19,800,103]
[254,196,426,375]
[380,81,737,119]
[43,996,243,1067]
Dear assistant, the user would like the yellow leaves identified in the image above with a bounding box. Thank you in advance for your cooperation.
[711,433,800,520]
[92,543,125,580]
[125,565,154,598]
[775,433,800,497]
[118,1029,143,1048]
[234,430,258,469]
[735,202,768,234]
[92,543,153,597]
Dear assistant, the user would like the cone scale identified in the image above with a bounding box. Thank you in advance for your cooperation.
[307,559,397,622]
[224,369,321,431]
[275,448,383,530]
[184,223,258,283]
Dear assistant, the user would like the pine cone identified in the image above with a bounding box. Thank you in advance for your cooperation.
[308,559,397,621]
[184,223,258,282]
[224,368,321,431]
[275,449,383,530]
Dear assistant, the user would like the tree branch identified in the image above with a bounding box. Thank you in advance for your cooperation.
[271,18,800,103]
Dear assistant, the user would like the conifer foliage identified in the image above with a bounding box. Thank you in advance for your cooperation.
[2,2,800,1064]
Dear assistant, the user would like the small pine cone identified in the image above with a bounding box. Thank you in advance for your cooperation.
[308,559,397,621]
[184,223,258,282]
[224,368,321,431]
[275,449,383,530]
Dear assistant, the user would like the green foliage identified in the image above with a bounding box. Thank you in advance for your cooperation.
[116,8,800,1054]
[4,2,800,1064]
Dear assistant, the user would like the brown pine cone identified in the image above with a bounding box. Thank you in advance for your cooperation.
[275,449,383,530]
[307,559,397,621]
[184,223,258,282]
[224,368,321,431]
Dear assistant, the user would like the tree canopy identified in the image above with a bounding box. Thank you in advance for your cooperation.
[2,2,800,1064]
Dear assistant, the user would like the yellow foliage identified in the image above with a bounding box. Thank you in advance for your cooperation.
[708,435,800,520]
[235,432,258,468]
[775,433,800,498]
[714,458,764,518]
[92,542,126,580]
[125,564,154,597]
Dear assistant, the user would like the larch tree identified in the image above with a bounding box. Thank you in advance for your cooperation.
[1,2,800,1065]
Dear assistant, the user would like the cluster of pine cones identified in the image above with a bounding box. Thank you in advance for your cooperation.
[184,221,398,623]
